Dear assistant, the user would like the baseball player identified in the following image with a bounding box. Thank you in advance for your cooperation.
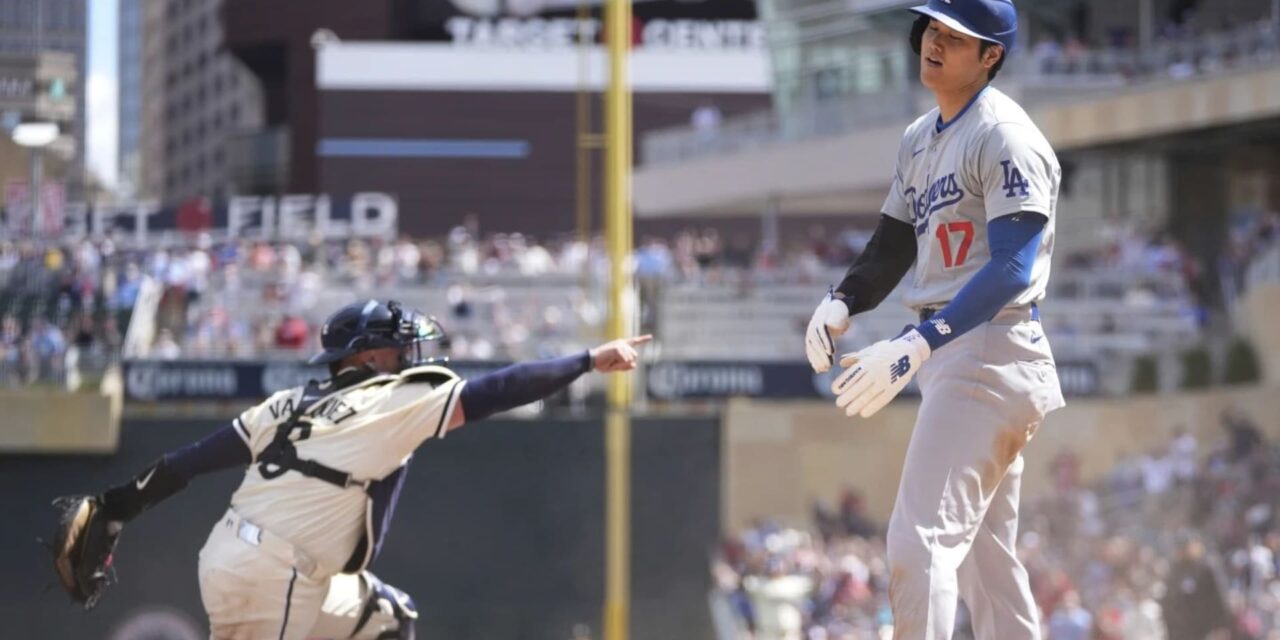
[803,1,1064,638]
[56,299,650,639]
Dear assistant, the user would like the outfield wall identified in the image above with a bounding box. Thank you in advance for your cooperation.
[722,384,1280,531]
[0,415,719,640]
[0,372,123,453]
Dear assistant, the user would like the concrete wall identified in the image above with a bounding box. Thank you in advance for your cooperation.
[2,415,719,640]
[0,372,122,453]
[1240,282,1280,386]
[636,64,1280,218]
[723,384,1280,531]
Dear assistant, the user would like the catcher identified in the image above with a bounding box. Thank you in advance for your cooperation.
[52,299,650,639]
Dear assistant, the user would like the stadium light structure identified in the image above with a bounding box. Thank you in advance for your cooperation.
[11,122,60,238]
[11,122,59,148]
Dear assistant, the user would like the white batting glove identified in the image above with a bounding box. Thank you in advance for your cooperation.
[805,288,853,373]
[831,329,932,418]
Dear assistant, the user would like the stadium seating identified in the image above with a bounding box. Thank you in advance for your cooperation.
[658,267,1202,362]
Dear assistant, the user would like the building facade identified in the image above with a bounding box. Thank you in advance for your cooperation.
[117,0,142,198]
[0,50,77,236]
[0,0,85,191]
[136,0,263,204]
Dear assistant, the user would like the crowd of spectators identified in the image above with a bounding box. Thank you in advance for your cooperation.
[712,409,1280,640]
[0,224,874,372]
[1057,225,1219,334]
[1222,210,1280,306]
[1029,17,1277,82]
[0,211,1256,383]
[0,240,127,385]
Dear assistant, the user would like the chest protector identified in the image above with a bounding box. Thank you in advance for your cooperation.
[255,366,457,572]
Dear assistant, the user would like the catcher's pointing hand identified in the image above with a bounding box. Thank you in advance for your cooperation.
[590,335,653,373]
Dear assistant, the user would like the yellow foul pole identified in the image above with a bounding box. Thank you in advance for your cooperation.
[603,0,633,636]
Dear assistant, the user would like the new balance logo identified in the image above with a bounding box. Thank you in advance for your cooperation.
[930,318,952,336]
[890,356,912,383]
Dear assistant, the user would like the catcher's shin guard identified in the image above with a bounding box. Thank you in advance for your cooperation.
[352,571,418,640]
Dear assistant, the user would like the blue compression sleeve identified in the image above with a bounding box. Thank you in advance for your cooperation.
[914,213,1047,351]
[165,423,252,478]
[459,351,593,421]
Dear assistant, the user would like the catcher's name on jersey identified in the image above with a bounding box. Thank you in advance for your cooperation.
[882,86,1061,311]
[262,389,360,425]
[228,365,463,577]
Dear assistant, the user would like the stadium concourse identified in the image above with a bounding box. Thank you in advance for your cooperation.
[4,211,1272,387]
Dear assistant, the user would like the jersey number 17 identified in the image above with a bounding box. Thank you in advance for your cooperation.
[935,220,974,269]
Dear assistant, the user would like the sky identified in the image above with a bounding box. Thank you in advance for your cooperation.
[86,0,118,188]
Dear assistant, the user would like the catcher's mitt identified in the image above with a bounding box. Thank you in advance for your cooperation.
[50,495,122,609]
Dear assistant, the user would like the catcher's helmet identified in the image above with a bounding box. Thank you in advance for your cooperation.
[909,0,1018,54]
[308,300,449,368]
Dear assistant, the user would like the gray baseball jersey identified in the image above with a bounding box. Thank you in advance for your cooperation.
[881,86,1060,310]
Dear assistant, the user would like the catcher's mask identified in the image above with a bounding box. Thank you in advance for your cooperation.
[308,299,450,370]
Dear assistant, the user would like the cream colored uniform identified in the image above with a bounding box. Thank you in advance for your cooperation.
[879,87,1065,639]
[197,365,463,640]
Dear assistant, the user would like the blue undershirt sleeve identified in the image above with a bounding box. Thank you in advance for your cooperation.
[913,213,1047,351]
[458,351,593,422]
[165,423,252,479]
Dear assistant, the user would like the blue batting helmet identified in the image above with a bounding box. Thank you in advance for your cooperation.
[910,0,1018,53]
